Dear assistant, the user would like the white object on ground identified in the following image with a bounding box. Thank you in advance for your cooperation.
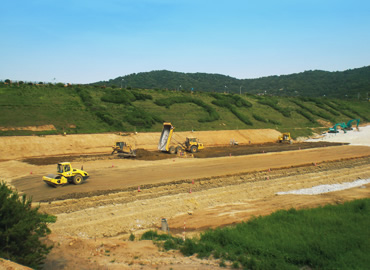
[276,179,370,195]
[306,125,370,146]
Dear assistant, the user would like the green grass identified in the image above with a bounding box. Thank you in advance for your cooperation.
[146,199,370,269]
[0,83,369,136]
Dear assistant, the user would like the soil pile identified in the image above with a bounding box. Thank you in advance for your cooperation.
[0,129,281,161]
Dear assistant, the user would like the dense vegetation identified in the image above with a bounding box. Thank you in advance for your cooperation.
[0,82,368,138]
[143,199,370,269]
[93,66,370,99]
[0,182,56,269]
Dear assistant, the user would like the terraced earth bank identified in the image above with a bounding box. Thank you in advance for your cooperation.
[1,128,369,270]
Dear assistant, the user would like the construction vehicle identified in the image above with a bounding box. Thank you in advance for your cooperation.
[43,162,89,187]
[158,122,204,154]
[111,141,136,158]
[278,132,292,144]
[328,123,347,133]
[345,119,360,130]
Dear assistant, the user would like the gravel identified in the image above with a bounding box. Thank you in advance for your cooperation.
[276,179,370,195]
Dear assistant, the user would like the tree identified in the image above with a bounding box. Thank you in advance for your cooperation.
[0,182,56,269]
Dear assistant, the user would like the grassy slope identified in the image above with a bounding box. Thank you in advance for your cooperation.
[151,199,370,269]
[0,83,369,138]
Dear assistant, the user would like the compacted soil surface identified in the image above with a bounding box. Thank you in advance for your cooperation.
[1,128,369,270]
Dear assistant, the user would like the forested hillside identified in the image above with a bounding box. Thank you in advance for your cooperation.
[0,82,369,138]
[94,66,370,99]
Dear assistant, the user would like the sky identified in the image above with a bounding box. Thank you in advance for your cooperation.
[1,0,369,84]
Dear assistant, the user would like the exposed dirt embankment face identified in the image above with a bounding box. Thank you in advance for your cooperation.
[0,129,281,161]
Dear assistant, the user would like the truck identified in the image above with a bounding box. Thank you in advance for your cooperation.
[158,122,204,154]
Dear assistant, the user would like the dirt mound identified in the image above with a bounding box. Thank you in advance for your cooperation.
[0,129,281,161]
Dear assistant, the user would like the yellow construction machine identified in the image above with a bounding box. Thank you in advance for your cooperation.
[43,162,89,187]
[278,132,292,144]
[111,141,136,157]
[158,122,204,154]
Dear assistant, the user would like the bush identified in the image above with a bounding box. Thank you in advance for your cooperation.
[155,96,219,122]
[141,230,159,240]
[126,106,162,129]
[291,99,335,123]
[101,89,135,105]
[210,93,252,108]
[252,113,268,123]
[211,94,253,126]
[0,182,56,269]
[230,106,253,126]
[258,99,291,118]
[268,119,281,125]
[295,109,317,123]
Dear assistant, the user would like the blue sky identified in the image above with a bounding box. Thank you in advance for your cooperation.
[1,0,369,84]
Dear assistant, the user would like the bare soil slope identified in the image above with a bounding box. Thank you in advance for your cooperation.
[0,129,281,161]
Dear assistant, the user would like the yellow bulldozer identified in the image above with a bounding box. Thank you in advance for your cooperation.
[111,141,136,157]
[158,122,204,154]
[278,132,292,144]
[43,162,89,187]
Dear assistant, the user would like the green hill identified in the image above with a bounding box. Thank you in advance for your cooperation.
[0,82,368,138]
[94,66,370,99]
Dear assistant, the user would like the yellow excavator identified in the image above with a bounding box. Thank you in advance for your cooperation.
[158,122,204,154]
[42,162,89,187]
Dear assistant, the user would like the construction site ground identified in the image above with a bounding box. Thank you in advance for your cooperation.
[1,128,370,270]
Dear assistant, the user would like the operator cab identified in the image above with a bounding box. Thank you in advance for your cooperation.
[57,163,71,173]
[185,137,197,146]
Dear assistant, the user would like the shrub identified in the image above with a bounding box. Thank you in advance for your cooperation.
[0,182,56,269]
[295,109,317,123]
[125,106,162,129]
[257,99,291,117]
[141,230,159,240]
[230,106,253,126]
[212,98,253,126]
[210,93,252,108]
[290,99,335,123]
[252,113,268,123]
[129,233,135,241]
[155,97,219,122]
[132,91,153,101]
[101,89,135,105]
[268,119,281,125]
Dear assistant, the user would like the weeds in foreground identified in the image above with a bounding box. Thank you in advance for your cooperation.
[142,199,370,269]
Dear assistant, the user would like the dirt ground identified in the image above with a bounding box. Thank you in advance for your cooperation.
[1,128,370,270]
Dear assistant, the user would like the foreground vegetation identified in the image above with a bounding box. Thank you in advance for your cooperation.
[0,82,369,138]
[144,199,370,269]
[0,182,56,269]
